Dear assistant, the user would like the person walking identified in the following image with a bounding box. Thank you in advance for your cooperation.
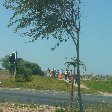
[64,69,67,80]
[58,69,62,79]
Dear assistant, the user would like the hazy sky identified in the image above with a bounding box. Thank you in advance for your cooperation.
[0,0,112,75]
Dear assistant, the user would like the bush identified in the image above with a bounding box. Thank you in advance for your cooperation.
[0,56,44,79]
[16,67,32,82]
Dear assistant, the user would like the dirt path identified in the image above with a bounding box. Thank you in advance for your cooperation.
[98,91,112,96]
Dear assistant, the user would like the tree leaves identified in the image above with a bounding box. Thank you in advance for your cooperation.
[4,0,80,49]
[65,57,86,72]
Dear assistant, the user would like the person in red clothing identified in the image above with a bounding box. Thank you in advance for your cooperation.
[58,69,63,79]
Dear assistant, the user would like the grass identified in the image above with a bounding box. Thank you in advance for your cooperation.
[0,70,112,111]
[82,80,112,93]
[0,70,112,94]
[0,75,74,92]
[17,76,72,92]
[0,70,88,93]
[0,74,97,94]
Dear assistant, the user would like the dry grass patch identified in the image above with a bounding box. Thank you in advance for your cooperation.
[0,102,61,112]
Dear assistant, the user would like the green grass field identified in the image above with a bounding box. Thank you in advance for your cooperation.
[0,70,78,93]
[82,80,112,93]
[0,71,97,94]
[0,70,112,94]
[0,75,71,91]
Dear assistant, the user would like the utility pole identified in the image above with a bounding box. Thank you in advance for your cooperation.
[14,51,17,83]
[9,51,17,86]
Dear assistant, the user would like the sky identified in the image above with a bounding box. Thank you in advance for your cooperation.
[0,0,112,75]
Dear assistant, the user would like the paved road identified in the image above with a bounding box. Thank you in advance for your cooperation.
[0,87,70,106]
[0,87,112,107]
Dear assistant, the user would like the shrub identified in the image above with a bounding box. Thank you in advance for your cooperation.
[16,67,32,82]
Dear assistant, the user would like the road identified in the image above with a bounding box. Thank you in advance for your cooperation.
[0,87,112,107]
[0,87,70,106]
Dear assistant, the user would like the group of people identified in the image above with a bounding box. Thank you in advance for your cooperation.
[47,68,63,79]
[47,68,78,83]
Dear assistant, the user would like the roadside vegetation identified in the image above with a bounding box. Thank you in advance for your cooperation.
[0,70,99,94]
[0,70,112,112]
[81,75,112,94]
[0,69,112,94]
[82,80,112,93]
[1,55,112,94]
[84,103,112,112]
[0,57,112,112]
[0,75,71,92]
[0,101,112,112]
[0,55,44,82]
[0,102,60,112]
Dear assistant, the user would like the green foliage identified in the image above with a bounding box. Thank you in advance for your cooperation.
[1,70,111,94]
[25,61,43,75]
[3,0,80,50]
[82,80,112,93]
[0,55,15,75]
[0,75,71,91]
[16,58,43,76]
[0,55,10,69]
[16,68,32,82]
[65,57,86,71]
[0,56,44,82]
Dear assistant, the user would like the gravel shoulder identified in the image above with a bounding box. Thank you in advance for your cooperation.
[0,102,61,112]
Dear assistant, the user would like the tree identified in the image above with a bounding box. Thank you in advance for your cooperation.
[4,0,83,111]
[0,55,10,69]
[4,0,80,49]
[0,55,15,74]
[16,58,44,76]
[0,56,44,81]
[15,58,32,81]
[24,61,43,75]
[65,57,86,112]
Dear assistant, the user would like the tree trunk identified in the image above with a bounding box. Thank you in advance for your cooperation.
[76,30,83,112]
[69,77,74,112]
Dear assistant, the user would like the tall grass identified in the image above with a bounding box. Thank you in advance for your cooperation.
[0,75,72,92]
